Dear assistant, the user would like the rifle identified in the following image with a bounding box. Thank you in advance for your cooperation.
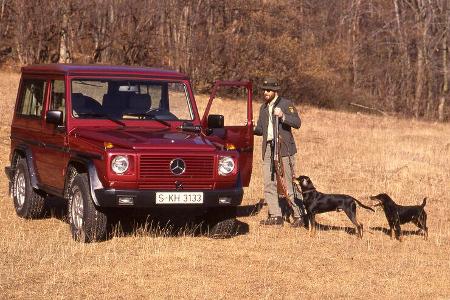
[272,114,308,224]
[272,115,294,207]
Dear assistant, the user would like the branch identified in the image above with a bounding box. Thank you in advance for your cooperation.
[349,102,388,115]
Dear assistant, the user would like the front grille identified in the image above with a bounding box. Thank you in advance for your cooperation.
[139,155,214,179]
[138,182,214,190]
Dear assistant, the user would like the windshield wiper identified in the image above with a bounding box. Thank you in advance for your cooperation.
[76,112,126,127]
[124,112,171,128]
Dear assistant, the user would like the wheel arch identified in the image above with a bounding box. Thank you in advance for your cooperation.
[65,156,104,206]
[12,145,39,189]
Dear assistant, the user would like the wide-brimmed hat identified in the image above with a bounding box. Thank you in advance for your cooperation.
[260,77,281,91]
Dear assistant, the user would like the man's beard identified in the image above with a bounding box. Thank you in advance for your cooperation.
[264,93,275,102]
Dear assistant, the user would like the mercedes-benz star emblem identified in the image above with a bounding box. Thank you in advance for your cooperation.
[170,158,186,175]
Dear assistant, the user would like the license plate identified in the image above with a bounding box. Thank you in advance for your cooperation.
[156,192,204,204]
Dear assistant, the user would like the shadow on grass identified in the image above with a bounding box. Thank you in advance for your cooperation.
[42,196,68,222]
[236,199,265,217]
[313,222,358,236]
[40,196,271,240]
[108,210,250,240]
[370,226,426,238]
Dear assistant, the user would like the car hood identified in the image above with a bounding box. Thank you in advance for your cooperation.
[71,127,218,151]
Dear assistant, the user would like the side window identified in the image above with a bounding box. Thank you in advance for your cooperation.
[50,80,66,122]
[167,83,193,120]
[207,86,249,126]
[16,79,47,117]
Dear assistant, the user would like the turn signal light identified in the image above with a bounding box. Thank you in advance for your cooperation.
[104,142,114,149]
[225,143,236,150]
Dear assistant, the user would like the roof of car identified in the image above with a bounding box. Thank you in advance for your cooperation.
[21,64,188,79]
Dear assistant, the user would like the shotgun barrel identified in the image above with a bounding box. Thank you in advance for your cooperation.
[273,116,292,204]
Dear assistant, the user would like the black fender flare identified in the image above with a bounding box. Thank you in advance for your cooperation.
[66,155,104,206]
[12,145,40,189]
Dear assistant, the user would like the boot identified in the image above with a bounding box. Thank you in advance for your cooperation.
[291,216,305,228]
[260,216,284,226]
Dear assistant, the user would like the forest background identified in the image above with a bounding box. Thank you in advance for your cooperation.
[0,0,449,121]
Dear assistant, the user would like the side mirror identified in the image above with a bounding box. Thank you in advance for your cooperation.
[46,110,63,126]
[207,114,224,128]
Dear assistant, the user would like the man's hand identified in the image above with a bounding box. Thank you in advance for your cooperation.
[274,107,284,118]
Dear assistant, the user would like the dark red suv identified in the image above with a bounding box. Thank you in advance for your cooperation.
[5,64,254,242]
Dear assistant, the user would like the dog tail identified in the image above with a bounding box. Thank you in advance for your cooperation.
[355,199,375,212]
[421,197,427,207]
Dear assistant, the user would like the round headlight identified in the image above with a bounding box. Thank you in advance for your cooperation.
[111,155,129,174]
[218,156,235,176]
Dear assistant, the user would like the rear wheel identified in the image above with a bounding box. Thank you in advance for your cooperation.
[68,173,108,242]
[12,158,45,218]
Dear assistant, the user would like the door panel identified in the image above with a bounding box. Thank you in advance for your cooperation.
[35,79,68,190]
[12,78,47,185]
[201,81,253,186]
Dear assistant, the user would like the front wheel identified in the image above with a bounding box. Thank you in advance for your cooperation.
[205,207,238,238]
[68,173,108,242]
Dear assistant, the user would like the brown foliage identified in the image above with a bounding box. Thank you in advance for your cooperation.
[0,0,448,120]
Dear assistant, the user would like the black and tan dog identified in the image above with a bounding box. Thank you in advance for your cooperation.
[370,193,428,241]
[293,175,374,238]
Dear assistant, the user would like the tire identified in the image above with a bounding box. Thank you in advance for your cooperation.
[68,173,108,242]
[63,165,78,199]
[12,158,45,218]
[205,207,238,238]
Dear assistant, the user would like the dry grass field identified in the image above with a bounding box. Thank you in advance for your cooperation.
[0,71,449,299]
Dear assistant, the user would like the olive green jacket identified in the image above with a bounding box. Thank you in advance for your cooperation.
[254,96,301,160]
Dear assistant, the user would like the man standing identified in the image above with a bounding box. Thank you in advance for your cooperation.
[254,77,302,226]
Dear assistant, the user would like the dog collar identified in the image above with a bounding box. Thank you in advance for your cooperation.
[302,189,315,194]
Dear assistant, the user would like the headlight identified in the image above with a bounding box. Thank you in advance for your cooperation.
[111,155,129,174]
[218,156,235,176]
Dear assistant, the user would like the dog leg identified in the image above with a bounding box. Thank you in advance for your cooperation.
[394,224,402,241]
[344,207,363,239]
[420,213,428,240]
[309,215,316,237]
[412,219,428,240]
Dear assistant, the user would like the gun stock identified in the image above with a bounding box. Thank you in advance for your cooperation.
[273,116,292,204]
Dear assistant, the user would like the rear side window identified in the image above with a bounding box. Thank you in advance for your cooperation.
[16,79,47,117]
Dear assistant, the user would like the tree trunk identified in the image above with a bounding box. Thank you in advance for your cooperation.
[414,42,425,118]
[350,0,362,91]
[393,0,412,110]
[59,11,71,63]
[413,0,431,119]
[1,0,5,20]
[438,0,448,122]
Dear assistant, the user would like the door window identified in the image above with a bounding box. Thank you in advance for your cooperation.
[16,79,47,118]
[206,86,249,126]
[50,80,66,123]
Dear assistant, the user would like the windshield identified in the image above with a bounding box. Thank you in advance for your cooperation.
[70,79,194,121]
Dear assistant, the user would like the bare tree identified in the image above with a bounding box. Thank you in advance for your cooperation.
[58,3,71,63]
[437,0,448,121]
[350,0,362,90]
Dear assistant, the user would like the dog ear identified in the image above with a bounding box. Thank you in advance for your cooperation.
[302,178,309,186]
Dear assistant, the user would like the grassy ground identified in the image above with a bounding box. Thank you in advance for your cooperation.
[0,71,449,299]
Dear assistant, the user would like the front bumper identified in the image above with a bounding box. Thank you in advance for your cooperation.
[93,187,243,208]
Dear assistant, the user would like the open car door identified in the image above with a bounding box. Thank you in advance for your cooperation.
[201,81,253,186]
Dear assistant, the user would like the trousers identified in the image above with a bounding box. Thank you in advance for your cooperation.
[263,142,301,218]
